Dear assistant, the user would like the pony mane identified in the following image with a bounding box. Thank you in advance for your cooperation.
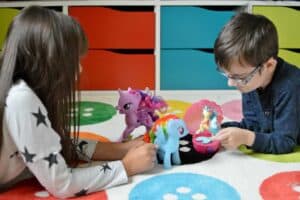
[149,114,178,143]
[138,90,168,113]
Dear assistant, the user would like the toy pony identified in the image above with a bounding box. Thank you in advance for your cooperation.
[144,114,189,169]
[116,87,167,141]
[196,106,219,135]
[183,99,223,154]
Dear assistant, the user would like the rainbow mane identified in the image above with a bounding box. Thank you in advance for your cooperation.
[148,114,179,143]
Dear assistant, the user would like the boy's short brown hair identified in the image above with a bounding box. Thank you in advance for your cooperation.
[214,12,278,71]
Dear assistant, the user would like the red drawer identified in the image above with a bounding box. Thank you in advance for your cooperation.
[79,50,155,90]
[69,6,155,49]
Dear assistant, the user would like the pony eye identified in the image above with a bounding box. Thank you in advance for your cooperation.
[178,126,184,135]
[123,103,132,110]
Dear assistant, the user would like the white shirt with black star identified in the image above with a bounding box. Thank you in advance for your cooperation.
[0,80,128,198]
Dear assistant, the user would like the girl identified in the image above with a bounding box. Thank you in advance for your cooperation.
[0,6,157,198]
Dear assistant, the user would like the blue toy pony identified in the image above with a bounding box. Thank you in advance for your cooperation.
[144,114,189,169]
[116,87,167,141]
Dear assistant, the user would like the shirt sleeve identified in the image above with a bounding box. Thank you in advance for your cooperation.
[251,89,299,154]
[5,87,128,198]
[75,138,97,162]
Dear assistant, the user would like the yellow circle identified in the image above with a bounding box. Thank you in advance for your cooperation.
[161,100,191,118]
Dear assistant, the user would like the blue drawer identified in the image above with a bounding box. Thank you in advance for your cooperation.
[160,49,231,90]
[161,6,235,48]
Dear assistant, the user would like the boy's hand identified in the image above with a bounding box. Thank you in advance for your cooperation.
[212,127,255,150]
[122,142,157,176]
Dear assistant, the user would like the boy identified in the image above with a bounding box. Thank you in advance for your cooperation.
[212,12,300,154]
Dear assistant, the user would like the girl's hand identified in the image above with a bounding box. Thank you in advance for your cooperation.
[122,142,157,176]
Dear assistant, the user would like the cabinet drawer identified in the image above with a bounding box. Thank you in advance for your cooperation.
[80,50,155,90]
[279,49,300,68]
[0,8,20,49]
[160,49,230,90]
[161,6,235,48]
[69,6,155,49]
[253,6,300,48]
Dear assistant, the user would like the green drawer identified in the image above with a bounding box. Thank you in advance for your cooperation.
[279,49,300,68]
[0,8,20,49]
[253,6,300,48]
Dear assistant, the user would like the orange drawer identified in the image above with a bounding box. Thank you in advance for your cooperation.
[69,6,155,49]
[79,50,155,90]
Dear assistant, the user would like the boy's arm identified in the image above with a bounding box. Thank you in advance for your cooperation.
[221,121,245,129]
[251,89,299,154]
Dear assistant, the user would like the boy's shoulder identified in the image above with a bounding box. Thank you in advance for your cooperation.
[272,59,300,91]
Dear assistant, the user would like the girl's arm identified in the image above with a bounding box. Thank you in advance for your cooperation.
[5,85,128,198]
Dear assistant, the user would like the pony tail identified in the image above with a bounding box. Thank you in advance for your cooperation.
[0,24,19,149]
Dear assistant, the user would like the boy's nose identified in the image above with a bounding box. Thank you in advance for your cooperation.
[227,78,237,87]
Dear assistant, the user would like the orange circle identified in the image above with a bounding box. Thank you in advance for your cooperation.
[78,131,111,143]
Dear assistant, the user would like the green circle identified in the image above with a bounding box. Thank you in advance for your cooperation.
[239,145,300,163]
[74,101,116,126]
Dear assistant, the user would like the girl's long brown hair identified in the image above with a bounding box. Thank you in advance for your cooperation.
[0,6,88,166]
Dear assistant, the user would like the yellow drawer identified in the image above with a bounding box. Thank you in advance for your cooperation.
[253,6,300,48]
[279,49,300,68]
[0,8,20,49]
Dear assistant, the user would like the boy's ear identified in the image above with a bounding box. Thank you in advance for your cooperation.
[265,57,277,69]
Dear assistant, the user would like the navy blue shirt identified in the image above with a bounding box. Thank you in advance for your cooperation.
[222,58,300,154]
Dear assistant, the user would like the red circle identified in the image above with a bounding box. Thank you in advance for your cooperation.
[260,171,300,200]
[0,178,108,200]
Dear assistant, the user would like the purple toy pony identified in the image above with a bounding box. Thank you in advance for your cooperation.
[116,87,167,141]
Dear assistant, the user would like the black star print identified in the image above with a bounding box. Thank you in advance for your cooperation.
[32,107,47,127]
[44,153,58,168]
[75,189,88,197]
[21,147,36,163]
[100,163,112,173]
[9,151,19,158]
[78,141,88,153]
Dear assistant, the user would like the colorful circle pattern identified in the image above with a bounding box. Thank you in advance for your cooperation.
[240,145,300,163]
[260,171,300,200]
[0,178,107,200]
[74,101,116,126]
[129,173,240,200]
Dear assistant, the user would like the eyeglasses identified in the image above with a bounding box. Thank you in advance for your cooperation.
[217,64,262,85]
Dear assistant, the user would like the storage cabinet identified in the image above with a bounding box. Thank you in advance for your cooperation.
[278,49,300,68]
[161,6,235,48]
[1,1,300,91]
[69,6,155,49]
[0,8,20,49]
[69,6,155,90]
[160,6,235,90]
[252,5,300,68]
[161,49,228,89]
[80,50,155,90]
[252,6,300,48]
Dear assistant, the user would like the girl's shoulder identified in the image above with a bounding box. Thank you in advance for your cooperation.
[6,80,44,112]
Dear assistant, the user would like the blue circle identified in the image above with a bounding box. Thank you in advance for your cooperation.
[129,173,240,200]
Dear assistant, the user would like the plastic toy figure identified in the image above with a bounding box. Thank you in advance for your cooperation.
[144,114,189,169]
[116,87,167,141]
[183,99,223,154]
[196,106,212,134]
